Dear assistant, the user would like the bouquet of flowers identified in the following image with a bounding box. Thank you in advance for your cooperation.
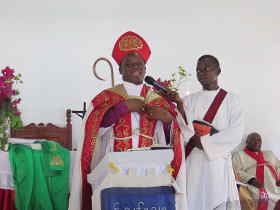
[0,66,23,150]
[155,65,191,92]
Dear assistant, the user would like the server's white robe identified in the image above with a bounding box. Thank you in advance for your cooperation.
[181,89,244,210]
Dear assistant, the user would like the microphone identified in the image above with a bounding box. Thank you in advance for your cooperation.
[144,76,170,93]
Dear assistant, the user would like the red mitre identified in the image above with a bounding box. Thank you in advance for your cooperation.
[112,31,151,65]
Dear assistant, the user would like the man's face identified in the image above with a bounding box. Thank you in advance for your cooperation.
[119,53,146,85]
[196,59,220,87]
[246,133,262,152]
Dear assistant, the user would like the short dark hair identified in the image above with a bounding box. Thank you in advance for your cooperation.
[198,55,220,68]
[246,132,261,144]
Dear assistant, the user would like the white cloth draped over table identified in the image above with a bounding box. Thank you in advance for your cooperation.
[179,89,244,210]
[0,138,39,190]
[87,149,176,210]
[0,149,13,190]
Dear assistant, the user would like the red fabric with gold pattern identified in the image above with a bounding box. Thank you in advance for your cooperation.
[113,85,155,151]
[139,94,176,147]
[80,84,183,210]
[112,31,151,65]
[113,113,133,151]
[138,85,156,148]
[81,90,125,210]
[141,86,182,179]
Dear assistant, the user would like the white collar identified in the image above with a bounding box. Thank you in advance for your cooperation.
[123,81,143,96]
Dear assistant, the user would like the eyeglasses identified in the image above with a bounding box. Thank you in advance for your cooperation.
[196,67,216,73]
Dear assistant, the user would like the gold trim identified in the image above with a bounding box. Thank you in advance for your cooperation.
[108,84,128,99]
[119,35,143,51]
[127,96,145,101]
[144,89,161,103]
[50,155,64,166]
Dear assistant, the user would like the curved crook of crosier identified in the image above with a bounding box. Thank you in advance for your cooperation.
[92,57,115,87]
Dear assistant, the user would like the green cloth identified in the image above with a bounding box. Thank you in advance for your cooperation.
[9,141,70,210]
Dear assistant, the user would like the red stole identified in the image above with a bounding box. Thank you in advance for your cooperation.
[80,84,182,210]
[113,85,156,151]
[203,88,228,123]
[185,88,227,158]
[81,87,125,210]
[243,148,280,210]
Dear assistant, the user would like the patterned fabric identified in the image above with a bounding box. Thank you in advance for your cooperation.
[80,84,182,210]
[112,31,151,65]
[9,141,69,210]
[101,186,175,210]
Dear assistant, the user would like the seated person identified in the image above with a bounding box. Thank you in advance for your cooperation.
[232,132,280,210]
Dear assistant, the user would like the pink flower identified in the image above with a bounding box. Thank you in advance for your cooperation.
[11,98,21,105]
[1,67,15,80]
[14,111,21,116]
[0,77,5,88]
[0,66,22,117]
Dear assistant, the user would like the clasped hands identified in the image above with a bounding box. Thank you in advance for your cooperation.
[248,178,264,189]
[124,98,173,123]
[188,134,203,150]
[249,178,280,189]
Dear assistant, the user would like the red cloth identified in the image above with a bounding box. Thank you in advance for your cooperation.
[80,85,182,210]
[274,200,280,210]
[244,148,271,210]
[0,189,16,210]
[112,31,151,65]
[203,88,227,123]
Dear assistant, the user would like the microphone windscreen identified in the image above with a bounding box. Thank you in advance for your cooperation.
[144,76,155,85]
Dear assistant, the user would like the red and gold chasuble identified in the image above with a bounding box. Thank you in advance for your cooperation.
[113,84,155,151]
[80,84,182,210]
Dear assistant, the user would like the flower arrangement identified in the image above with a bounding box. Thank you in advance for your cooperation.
[155,65,191,92]
[0,66,23,150]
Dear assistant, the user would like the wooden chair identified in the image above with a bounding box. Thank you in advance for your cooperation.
[10,109,72,150]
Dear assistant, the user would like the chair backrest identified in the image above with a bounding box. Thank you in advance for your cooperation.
[10,109,72,150]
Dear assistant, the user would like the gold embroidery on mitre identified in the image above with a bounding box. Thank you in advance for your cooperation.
[119,35,143,51]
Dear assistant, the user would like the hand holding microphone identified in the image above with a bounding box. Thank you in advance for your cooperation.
[145,76,188,124]
[144,76,182,104]
[144,76,170,93]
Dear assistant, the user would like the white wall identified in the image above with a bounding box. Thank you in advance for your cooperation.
[1,1,279,155]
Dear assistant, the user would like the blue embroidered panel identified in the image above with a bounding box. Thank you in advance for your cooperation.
[101,186,175,210]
